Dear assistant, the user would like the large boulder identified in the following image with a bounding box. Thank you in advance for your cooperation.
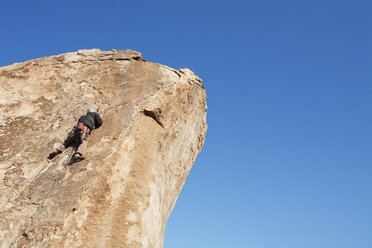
[0,49,207,248]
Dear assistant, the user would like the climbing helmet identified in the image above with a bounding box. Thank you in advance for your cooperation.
[87,108,96,113]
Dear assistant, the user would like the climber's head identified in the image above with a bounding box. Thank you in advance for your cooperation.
[87,108,96,113]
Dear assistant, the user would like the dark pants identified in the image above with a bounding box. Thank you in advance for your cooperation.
[63,126,90,155]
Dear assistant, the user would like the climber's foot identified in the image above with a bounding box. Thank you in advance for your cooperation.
[47,150,62,160]
[73,152,85,162]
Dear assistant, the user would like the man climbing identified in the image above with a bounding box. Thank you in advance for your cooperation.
[48,108,103,161]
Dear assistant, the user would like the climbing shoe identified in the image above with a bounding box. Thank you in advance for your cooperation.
[73,152,85,162]
[47,150,62,160]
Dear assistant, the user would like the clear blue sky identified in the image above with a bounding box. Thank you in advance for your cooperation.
[1,1,371,247]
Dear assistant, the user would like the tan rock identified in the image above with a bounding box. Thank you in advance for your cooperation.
[0,49,207,248]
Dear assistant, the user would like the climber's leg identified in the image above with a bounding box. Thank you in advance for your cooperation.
[76,133,89,157]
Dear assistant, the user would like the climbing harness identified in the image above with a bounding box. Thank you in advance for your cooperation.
[8,148,77,248]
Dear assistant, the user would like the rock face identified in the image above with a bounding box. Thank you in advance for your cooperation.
[0,49,207,248]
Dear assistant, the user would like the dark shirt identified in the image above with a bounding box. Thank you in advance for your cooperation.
[78,112,103,131]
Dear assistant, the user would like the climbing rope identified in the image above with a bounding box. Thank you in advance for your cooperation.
[8,148,77,248]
